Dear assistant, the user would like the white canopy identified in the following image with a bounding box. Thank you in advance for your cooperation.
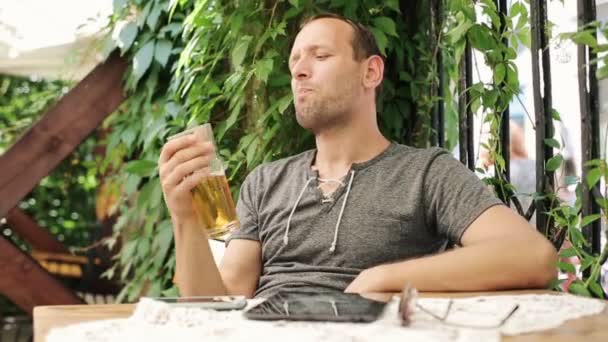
[0,0,113,81]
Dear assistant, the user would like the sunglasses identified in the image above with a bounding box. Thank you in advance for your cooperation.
[398,283,519,329]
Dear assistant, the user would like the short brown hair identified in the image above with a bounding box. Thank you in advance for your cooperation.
[299,13,385,98]
[300,13,384,61]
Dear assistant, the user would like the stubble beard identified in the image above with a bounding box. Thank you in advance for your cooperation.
[294,86,357,134]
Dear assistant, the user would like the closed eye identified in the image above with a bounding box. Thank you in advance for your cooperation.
[316,55,330,60]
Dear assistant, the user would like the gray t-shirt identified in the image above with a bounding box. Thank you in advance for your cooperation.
[226,143,502,298]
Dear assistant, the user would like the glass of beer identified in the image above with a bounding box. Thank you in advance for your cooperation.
[169,124,239,240]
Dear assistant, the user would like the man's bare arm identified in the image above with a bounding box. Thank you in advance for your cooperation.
[158,132,262,298]
[346,205,558,293]
[173,217,227,296]
[173,217,262,298]
[219,239,262,298]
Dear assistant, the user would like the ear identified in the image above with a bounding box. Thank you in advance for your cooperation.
[362,55,384,91]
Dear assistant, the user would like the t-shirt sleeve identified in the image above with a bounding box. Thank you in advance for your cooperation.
[225,168,261,246]
[423,149,503,245]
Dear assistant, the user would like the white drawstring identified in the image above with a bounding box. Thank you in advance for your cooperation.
[284,177,316,246]
[329,170,355,253]
[283,170,356,253]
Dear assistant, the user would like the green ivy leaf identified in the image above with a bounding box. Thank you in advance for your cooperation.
[597,65,608,80]
[510,2,526,18]
[154,39,173,67]
[288,0,299,8]
[138,181,156,208]
[373,17,398,37]
[572,31,597,48]
[254,58,274,84]
[162,286,180,297]
[231,36,252,68]
[137,2,152,28]
[544,138,560,149]
[580,257,594,272]
[120,127,137,146]
[471,97,481,113]
[268,73,291,87]
[494,63,506,84]
[385,0,401,13]
[369,28,388,56]
[154,219,173,269]
[159,23,182,38]
[584,159,604,167]
[469,24,494,51]
[589,282,605,298]
[124,174,141,196]
[545,154,563,172]
[557,261,576,274]
[277,94,293,114]
[568,282,592,297]
[551,109,561,121]
[117,22,138,53]
[149,180,163,209]
[517,27,531,49]
[125,160,157,176]
[586,168,602,188]
[570,227,588,248]
[133,40,155,82]
[581,214,601,227]
[548,278,564,291]
[559,247,578,258]
[447,13,474,43]
[246,138,258,166]
[147,4,162,30]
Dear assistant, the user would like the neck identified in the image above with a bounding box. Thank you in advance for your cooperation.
[312,117,389,180]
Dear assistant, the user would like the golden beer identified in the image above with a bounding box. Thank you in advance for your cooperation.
[191,174,239,239]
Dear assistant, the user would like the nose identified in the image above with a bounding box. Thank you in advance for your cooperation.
[291,58,311,81]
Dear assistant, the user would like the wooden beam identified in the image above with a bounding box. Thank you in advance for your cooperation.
[0,237,83,315]
[6,208,68,254]
[0,52,127,217]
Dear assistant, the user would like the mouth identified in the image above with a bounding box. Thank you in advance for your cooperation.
[296,88,313,96]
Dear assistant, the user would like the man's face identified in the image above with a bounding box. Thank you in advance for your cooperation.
[289,18,364,133]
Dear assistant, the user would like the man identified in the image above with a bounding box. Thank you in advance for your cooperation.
[158,14,557,298]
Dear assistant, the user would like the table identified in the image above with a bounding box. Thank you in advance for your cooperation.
[33,290,608,342]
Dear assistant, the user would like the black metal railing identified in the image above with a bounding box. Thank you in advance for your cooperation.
[427,0,603,269]
[577,0,602,259]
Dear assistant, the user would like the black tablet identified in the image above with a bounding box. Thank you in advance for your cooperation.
[244,289,388,323]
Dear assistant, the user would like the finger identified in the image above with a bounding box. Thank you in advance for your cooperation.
[163,156,213,188]
[175,168,211,193]
[160,142,214,180]
[167,141,215,167]
[159,135,196,165]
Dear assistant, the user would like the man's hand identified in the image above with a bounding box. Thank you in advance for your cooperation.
[158,132,230,296]
[344,265,389,294]
[158,133,215,224]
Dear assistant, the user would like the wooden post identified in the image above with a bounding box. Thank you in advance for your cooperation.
[5,208,68,254]
[0,52,127,217]
[0,237,83,315]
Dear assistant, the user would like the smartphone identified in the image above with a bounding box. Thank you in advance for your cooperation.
[244,290,387,322]
[151,295,247,310]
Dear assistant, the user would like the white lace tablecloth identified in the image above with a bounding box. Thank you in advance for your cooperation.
[47,293,605,342]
